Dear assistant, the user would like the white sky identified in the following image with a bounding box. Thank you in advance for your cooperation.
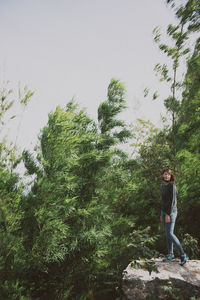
[0,0,178,151]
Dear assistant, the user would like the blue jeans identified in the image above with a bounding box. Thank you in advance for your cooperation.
[161,210,184,256]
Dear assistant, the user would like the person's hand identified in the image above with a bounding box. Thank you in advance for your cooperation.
[165,214,170,223]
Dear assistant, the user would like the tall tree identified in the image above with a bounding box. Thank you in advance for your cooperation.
[174,38,200,242]
[21,101,112,299]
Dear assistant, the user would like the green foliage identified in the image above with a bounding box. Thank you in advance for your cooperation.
[154,63,172,82]
[160,279,200,300]
[161,280,180,300]
[0,81,33,300]
[130,119,159,154]
[98,78,132,148]
[20,102,112,298]
[172,37,200,242]
[182,233,200,259]
[0,84,14,126]
[128,227,159,260]
[0,81,33,131]
[164,96,180,114]
[15,79,136,299]
[18,83,34,106]
[0,280,32,300]
[152,1,195,129]
[143,87,149,97]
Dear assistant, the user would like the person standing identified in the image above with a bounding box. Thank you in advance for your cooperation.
[160,168,187,266]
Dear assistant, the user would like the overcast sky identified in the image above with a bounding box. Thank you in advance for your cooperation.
[0,0,177,151]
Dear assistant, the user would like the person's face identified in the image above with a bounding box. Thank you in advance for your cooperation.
[163,171,171,182]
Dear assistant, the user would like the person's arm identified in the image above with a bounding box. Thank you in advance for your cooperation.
[163,183,173,222]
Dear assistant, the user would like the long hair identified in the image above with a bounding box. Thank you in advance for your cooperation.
[162,168,175,184]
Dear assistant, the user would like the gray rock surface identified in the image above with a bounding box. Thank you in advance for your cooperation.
[121,258,200,299]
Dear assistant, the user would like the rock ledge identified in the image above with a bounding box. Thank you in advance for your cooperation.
[121,258,200,299]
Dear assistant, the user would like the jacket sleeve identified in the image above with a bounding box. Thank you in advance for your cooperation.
[163,183,173,215]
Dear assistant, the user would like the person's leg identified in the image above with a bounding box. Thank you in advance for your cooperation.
[167,216,175,254]
[165,212,185,256]
[162,211,187,265]
[161,211,174,257]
